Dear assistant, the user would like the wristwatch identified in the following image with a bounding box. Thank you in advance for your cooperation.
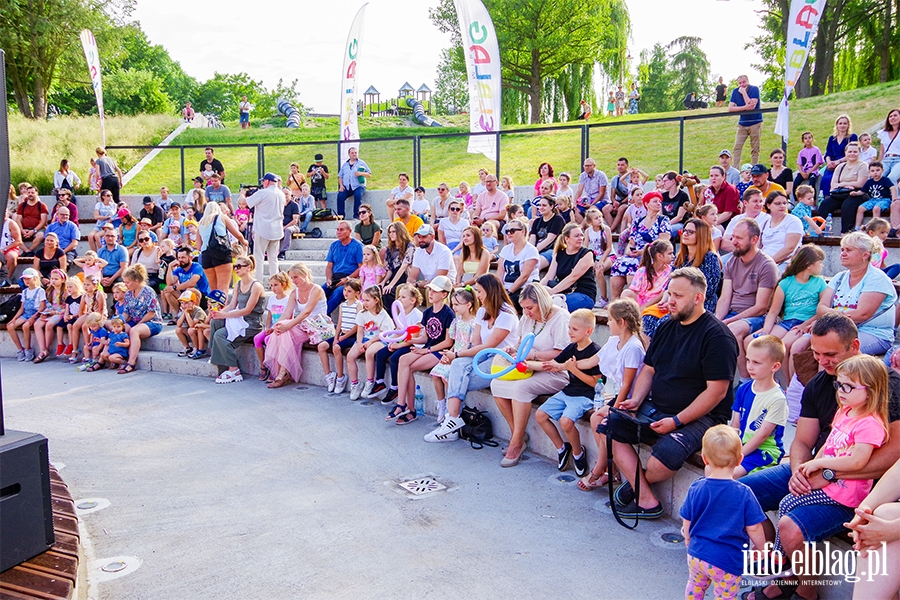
[822,468,837,482]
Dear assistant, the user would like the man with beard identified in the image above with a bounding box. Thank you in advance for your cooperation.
[407,225,457,291]
[716,219,778,383]
[602,267,738,519]
[162,246,211,319]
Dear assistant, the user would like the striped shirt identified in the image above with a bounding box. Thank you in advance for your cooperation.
[340,300,360,333]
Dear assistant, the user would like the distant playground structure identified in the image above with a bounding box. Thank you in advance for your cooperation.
[362,82,443,127]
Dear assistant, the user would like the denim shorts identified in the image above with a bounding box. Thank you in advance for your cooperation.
[538,391,593,422]
[775,318,804,332]
[726,311,766,334]
[146,321,163,337]
[539,248,554,265]
[324,336,356,353]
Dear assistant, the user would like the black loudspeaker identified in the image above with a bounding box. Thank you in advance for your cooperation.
[0,431,54,571]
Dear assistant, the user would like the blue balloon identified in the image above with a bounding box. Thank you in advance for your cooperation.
[472,333,536,380]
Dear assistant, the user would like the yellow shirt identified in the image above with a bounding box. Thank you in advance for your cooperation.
[395,214,424,238]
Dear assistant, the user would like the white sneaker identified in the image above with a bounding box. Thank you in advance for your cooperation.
[324,372,337,393]
[334,375,348,394]
[423,416,464,443]
[361,380,374,398]
[349,380,364,401]
[435,398,448,426]
[594,297,608,309]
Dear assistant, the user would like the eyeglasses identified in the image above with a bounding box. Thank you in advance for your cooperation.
[138,237,150,242]
[834,381,867,393]
[449,207,461,212]
[682,229,696,235]
[438,187,447,191]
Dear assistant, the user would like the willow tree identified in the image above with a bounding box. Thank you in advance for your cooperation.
[430,0,630,124]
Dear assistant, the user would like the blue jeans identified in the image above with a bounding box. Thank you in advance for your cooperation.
[323,273,352,315]
[336,187,365,219]
[299,211,313,233]
[882,264,900,279]
[882,155,900,186]
[565,292,595,311]
[446,354,493,402]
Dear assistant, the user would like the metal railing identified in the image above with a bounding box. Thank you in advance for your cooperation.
[107,108,779,193]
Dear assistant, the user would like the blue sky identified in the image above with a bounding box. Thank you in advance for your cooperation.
[133,0,767,113]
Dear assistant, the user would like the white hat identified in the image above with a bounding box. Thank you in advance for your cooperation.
[427,275,453,293]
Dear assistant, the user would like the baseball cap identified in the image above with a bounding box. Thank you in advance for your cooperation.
[261,172,279,182]
[740,163,753,172]
[21,267,39,280]
[719,149,732,158]
[142,196,153,204]
[178,290,197,303]
[192,176,204,183]
[314,153,324,161]
[208,289,227,306]
[101,222,116,230]
[168,220,182,228]
[183,219,198,228]
[750,164,769,175]
[117,208,130,219]
[427,275,453,293]
[140,217,153,225]
[414,224,435,237]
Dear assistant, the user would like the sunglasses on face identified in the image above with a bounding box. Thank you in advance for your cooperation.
[234,264,249,270]
[449,207,461,212]
[506,227,523,234]
[139,237,151,242]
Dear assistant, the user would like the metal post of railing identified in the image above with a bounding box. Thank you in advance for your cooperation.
[678,117,685,174]
[413,137,420,187]
[258,144,264,180]
[179,147,185,194]
[494,132,501,178]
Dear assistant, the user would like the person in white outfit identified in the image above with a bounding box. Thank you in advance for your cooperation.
[242,173,285,284]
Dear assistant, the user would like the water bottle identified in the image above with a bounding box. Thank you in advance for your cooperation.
[415,385,424,415]
[825,213,833,236]
[817,189,824,205]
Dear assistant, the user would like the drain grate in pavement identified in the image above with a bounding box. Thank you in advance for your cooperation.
[398,477,447,496]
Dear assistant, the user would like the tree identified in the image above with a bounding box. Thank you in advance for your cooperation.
[666,36,711,106]
[0,0,134,118]
[636,44,673,113]
[432,46,468,115]
[429,0,630,124]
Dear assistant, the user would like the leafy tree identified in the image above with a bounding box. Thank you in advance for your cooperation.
[636,44,673,113]
[432,46,468,115]
[666,36,711,105]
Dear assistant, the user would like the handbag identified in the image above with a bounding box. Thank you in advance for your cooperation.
[605,407,659,529]
[298,313,335,345]
[459,406,499,449]
[207,215,232,256]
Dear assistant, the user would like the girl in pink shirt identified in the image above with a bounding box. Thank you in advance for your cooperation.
[359,244,386,290]
[622,239,673,309]
[773,354,888,553]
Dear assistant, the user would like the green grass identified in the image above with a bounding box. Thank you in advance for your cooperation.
[9,114,181,195]
[15,80,900,196]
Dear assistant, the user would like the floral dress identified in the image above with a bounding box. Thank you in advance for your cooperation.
[430,318,475,380]
[611,214,670,277]
[123,286,163,327]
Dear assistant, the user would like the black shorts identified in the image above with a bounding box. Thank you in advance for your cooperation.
[597,399,725,472]
[311,187,326,201]
[201,248,232,269]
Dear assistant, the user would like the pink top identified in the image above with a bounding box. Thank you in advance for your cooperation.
[821,406,886,507]
[533,177,558,195]
[629,264,672,306]
[82,264,102,279]
[475,190,510,220]
[359,264,386,290]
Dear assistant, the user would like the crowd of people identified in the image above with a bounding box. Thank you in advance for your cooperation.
[3,104,900,600]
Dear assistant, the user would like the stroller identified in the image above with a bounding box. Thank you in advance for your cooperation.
[683,92,709,110]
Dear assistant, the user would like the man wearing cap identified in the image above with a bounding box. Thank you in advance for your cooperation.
[163,247,211,320]
[139,196,165,234]
[336,147,370,219]
[97,227,128,291]
[749,164,785,198]
[407,225,457,290]
[729,74,763,166]
[323,221,363,315]
[45,207,80,262]
[703,165,741,227]
[205,173,234,215]
[307,154,330,211]
[243,173,285,284]
[718,150,741,186]
[393,199,424,239]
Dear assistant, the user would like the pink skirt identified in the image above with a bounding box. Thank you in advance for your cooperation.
[263,325,309,382]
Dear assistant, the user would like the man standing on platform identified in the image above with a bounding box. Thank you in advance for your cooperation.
[336,147,370,219]
[729,75,763,166]
[242,173,284,284]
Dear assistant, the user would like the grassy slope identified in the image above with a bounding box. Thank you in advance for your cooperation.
[9,114,180,194]
[16,81,900,195]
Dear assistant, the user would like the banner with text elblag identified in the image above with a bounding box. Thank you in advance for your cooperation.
[339,4,367,164]
[454,0,501,162]
[80,29,106,147]
[774,0,828,142]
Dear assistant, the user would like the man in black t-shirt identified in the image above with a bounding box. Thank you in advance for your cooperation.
[139,196,165,233]
[200,147,226,184]
[605,267,738,519]
[307,154,330,209]
[715,76,727,108]
[278,187,300,260]
[741,313,900,600]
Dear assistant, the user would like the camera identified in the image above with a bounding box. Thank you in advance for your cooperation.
[239,184,259,197]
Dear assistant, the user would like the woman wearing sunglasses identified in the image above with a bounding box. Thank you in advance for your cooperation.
[209,256,266,384]
[437,199,469,253]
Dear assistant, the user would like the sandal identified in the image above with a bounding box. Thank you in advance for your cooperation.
[86,362,106,372]
[215,370,244,384]
[267,376,293,389]
[258,366,270,382]
[117,363,136,374]
[385,404,410,422]
[396,411,417,425]
[33,350,49,364]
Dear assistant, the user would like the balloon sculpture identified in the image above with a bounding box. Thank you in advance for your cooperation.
[472,333,536,381]
[379,301,422,344]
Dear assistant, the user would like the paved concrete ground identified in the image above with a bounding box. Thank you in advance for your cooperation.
[3,360,714,599]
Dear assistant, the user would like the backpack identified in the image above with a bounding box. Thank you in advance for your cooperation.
[312,208,336,221]
[0,294,22,324]
[459,406,499,449]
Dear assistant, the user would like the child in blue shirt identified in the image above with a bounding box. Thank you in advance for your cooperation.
[680,425,767,600]
[736,164,753,200]
[731,336,788,477]
[297,183,316,234]
[97,317,130,370]
[790,185,821,235]
[81,312,108,370]
[853,161,898,230]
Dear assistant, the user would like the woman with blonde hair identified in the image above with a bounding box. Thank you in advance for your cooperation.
[819,114,858,199]
[199,201,247,294]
